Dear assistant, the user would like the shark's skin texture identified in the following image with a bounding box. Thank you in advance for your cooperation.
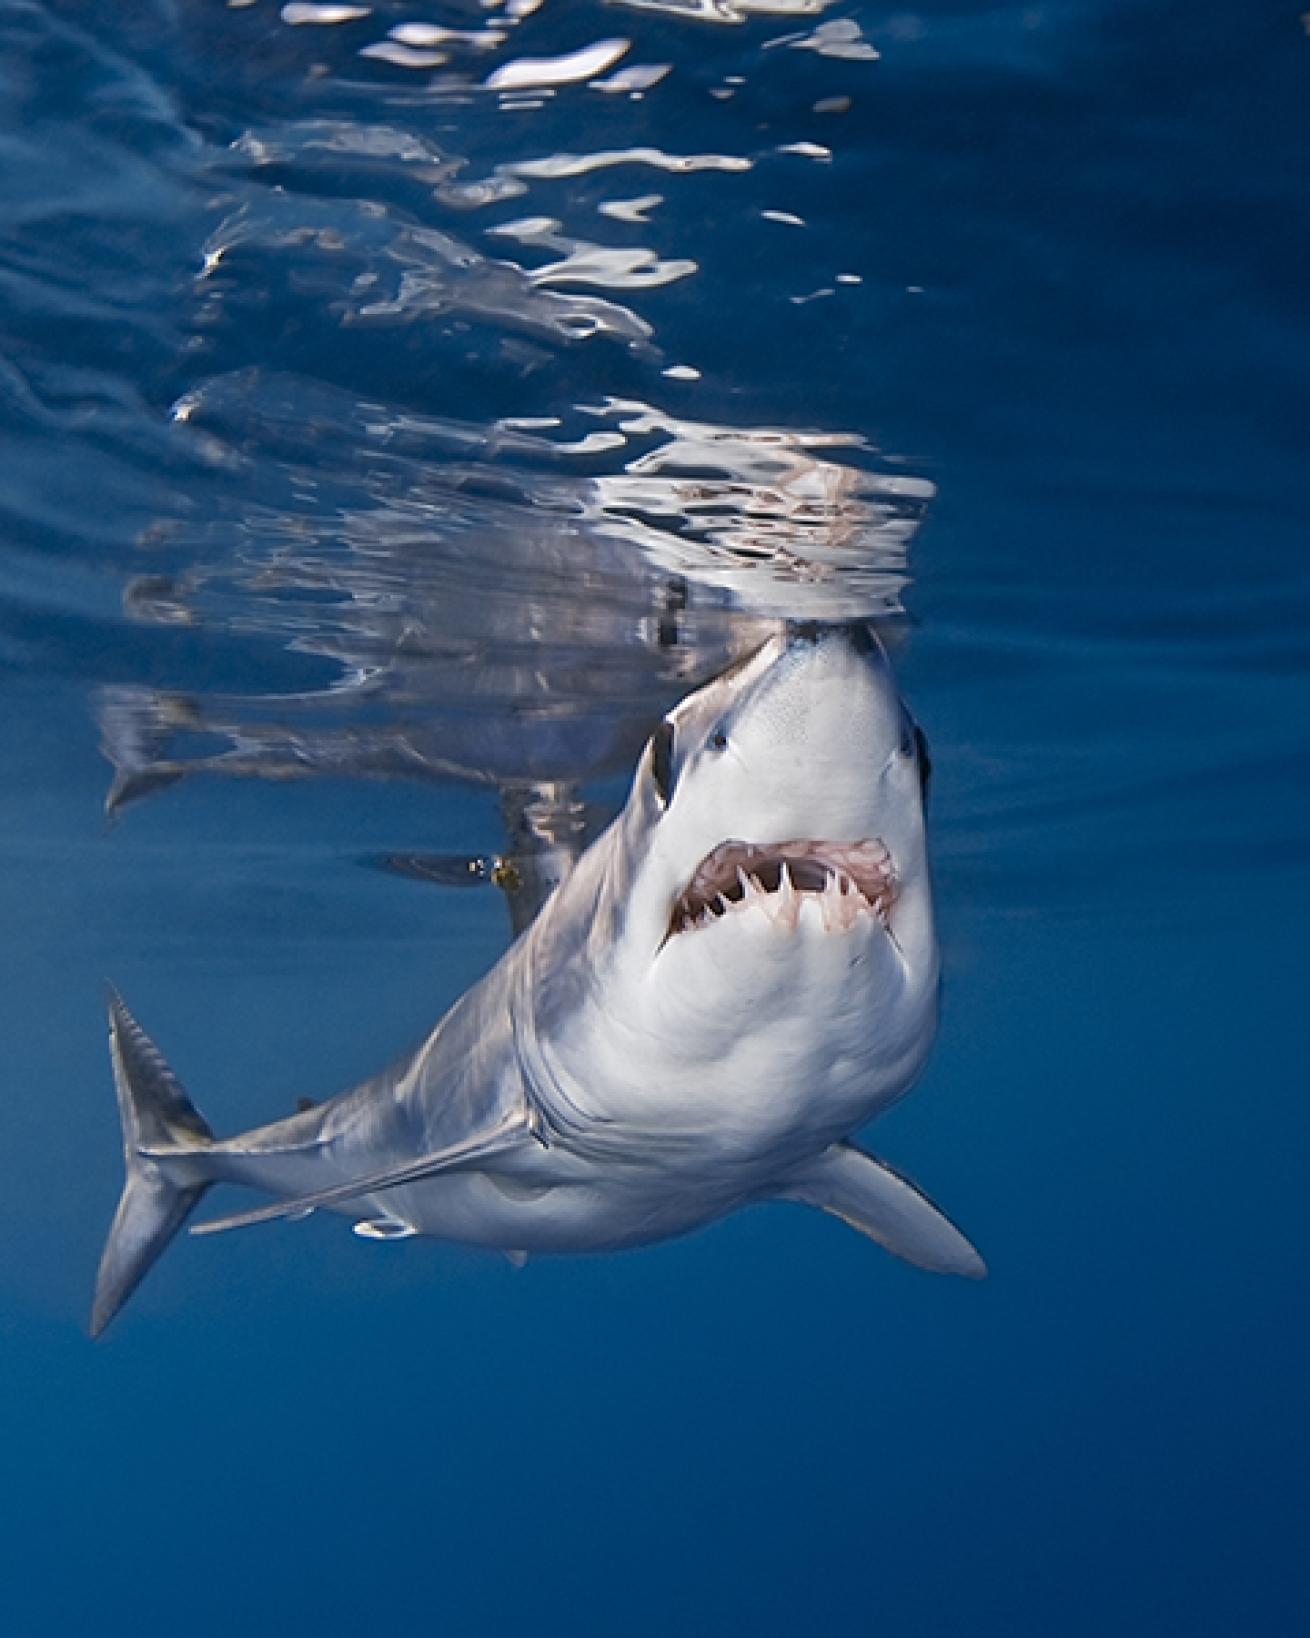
[92,625,983,1337]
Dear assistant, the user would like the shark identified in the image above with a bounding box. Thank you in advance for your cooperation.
[91,622,984,1337]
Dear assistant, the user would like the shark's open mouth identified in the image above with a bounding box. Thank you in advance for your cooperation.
[669,839,896,936]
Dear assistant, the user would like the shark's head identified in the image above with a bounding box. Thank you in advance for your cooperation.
[619,624,931,958]
[552,624,939,1152]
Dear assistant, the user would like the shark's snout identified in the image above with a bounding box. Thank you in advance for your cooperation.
[737,622,901,768]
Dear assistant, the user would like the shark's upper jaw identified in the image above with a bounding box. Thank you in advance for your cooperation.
[667,837,896,938]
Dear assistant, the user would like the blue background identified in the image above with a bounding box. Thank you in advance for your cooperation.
[1,3,1307,1633]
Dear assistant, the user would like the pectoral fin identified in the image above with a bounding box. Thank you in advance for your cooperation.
[190,1111,531,1237]
[779,1142,986,1279]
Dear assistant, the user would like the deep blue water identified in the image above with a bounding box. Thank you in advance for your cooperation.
[2,1,1308,1632]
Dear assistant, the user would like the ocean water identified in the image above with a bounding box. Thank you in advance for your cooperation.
[2,0,1307,1632]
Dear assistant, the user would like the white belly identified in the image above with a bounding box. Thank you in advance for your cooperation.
[357,1154,740,1254]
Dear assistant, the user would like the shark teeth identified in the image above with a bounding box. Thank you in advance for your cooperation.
[669,838,895,937]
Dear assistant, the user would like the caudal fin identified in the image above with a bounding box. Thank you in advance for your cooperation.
[90,990,215,1338]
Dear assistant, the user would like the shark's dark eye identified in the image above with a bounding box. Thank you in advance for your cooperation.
[649,720,675,806]
[898,711,932,801]
[914,724,932,801]
[708,727,729,752]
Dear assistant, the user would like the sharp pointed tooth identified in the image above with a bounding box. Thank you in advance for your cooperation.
[779,863,802,929]
[737,867,755,900]
[716,894,731,916]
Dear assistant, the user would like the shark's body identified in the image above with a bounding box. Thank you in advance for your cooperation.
[93,625,983,1336]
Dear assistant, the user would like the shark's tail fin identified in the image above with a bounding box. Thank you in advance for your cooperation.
[91,990,215,1339]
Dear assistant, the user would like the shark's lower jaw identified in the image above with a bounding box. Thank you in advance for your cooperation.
[668,838,895,938]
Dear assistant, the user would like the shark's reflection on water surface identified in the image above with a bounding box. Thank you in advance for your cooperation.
[99,372,929,930]
[93,623,983,1337]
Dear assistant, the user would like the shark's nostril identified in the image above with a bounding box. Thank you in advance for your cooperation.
[787,622,825,647]
[785,620,879,657]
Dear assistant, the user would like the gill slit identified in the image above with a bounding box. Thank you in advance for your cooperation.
[509,945,616,1152]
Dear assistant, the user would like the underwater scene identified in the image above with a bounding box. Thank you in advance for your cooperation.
[1,2,1307,1633]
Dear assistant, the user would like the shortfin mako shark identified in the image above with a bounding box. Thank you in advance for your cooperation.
[91,623,984,1337]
